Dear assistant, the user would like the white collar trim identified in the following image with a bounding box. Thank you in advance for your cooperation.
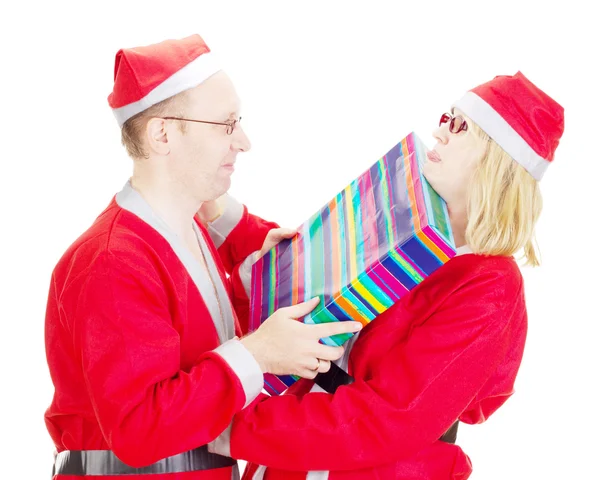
[455,244,473,256]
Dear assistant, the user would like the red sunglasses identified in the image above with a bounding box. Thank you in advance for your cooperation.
[439,112,468,134]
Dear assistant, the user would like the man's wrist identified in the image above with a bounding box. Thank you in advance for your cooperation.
[240,333,268,373]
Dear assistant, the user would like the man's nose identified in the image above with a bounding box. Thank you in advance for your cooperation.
[232,125,251,152]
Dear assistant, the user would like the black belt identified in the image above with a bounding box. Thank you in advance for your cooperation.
[52,445,237,477]
[316,363,459,444]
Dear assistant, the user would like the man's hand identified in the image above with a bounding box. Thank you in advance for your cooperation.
[240,297,362,380]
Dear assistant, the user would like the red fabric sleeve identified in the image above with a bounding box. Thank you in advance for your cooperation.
[229,270,527,472]
[71,249,249,468]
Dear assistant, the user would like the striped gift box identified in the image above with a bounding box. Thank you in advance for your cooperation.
[250,132,456,395]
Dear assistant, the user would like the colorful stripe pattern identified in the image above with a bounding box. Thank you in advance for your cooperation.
[250,132,456,395]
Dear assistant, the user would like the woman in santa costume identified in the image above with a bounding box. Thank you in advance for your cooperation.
[210,72,564,479]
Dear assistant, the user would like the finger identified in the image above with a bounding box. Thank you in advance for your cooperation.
[297,355,321,371]
[317,359,331,374]
[296,367,319,380]
[311,357,321,371]
[312,320,363,337]
[268,227,297,240]
[265,229,297,247]
[282,297,321,318]
[260,228,298,258]
[314,345,345,361]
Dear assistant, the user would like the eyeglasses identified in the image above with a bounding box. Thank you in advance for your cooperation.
[160,116,242,135]
[439,112,468,134]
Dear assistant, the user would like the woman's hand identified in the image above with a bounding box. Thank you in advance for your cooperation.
[258,228,298,259]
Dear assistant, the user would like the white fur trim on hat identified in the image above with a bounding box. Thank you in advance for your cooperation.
[112,52,221,127]
[454,91,550,181]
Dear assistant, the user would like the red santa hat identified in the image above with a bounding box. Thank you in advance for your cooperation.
[453,71,564,181]
[107,34,220,127]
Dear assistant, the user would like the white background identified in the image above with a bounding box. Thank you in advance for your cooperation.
[1,1,598,479]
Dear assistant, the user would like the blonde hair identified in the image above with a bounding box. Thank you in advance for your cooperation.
[465,119,543,267]
[121,91,188,159]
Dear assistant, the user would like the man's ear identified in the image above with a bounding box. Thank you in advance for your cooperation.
[145,118,171,156]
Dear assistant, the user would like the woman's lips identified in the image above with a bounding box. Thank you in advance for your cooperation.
[427,151,442,163]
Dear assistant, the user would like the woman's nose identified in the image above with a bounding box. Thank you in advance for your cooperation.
[432,123,449,145]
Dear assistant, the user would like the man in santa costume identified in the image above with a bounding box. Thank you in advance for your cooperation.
[210,72,564,479]
[44,34,363,480]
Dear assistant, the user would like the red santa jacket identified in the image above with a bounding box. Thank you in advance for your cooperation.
[228,249,528,480]
[44,181,277,480]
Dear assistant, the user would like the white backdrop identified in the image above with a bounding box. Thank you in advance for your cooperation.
[1,1,598,479]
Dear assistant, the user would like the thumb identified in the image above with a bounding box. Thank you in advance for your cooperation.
[284,297,321,319]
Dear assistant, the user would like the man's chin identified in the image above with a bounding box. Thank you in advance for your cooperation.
[215,177,232,196]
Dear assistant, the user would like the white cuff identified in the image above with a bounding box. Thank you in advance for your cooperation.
[208,422,232,457]
[207,195,244,249]
[214,339,263,408]
[239,251,261,297]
